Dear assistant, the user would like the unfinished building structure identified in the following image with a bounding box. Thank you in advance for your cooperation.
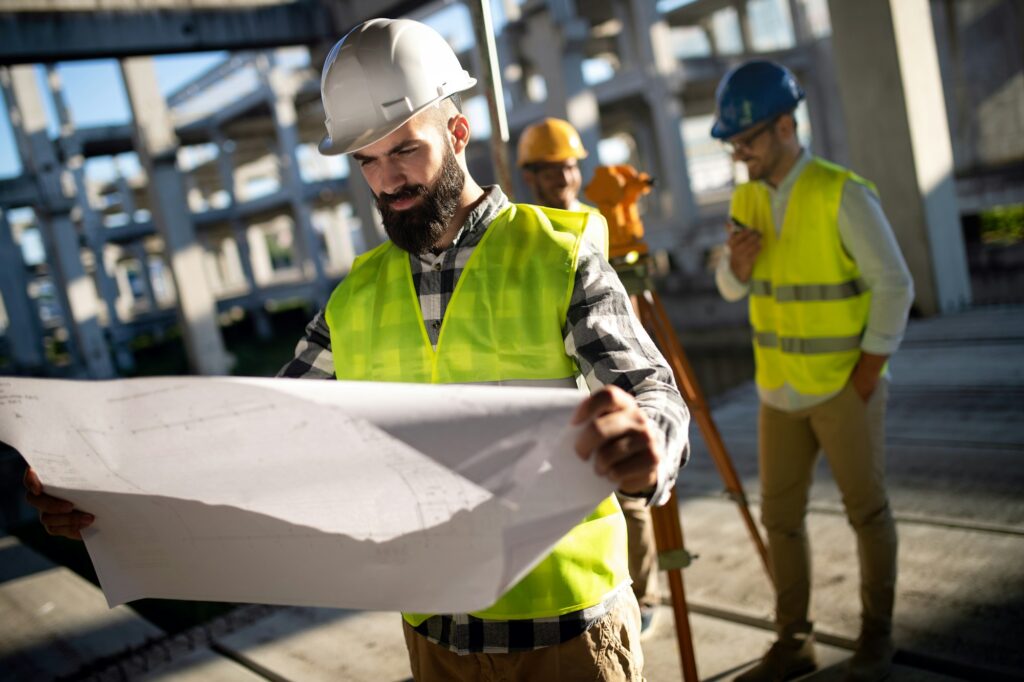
[0,0,1019,379]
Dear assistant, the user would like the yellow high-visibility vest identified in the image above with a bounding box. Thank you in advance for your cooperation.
[324,202,628,624]
[732,157,875,396]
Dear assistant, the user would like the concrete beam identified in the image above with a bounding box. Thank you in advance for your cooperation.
[829,0,971,315]
[0,176,38,207]
[0,5,333,65]
[0,0,430,64]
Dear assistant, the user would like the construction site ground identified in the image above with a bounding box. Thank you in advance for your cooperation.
[2,305,1022,681]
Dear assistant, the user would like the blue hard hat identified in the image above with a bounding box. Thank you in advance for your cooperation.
[710,60,805,140]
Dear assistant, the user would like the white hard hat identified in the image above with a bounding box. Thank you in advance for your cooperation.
[318,18,477,155]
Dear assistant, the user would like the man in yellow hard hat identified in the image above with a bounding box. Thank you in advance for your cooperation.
[518,117,591,211]
[518,117,663,638]
[27,18,689,682]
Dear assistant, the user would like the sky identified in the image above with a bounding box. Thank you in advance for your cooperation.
[0,52,228,179]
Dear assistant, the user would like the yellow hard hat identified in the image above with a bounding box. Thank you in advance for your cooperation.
[517,118,589,167]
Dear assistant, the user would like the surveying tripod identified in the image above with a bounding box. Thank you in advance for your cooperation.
[585,165,773,681]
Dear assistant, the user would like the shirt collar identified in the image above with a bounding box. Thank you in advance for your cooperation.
[765,148,811,196]
[447,185,509,249]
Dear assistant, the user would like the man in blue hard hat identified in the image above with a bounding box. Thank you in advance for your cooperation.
[711,60,914,682]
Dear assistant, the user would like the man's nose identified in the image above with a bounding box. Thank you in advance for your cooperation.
[380,160,407,195]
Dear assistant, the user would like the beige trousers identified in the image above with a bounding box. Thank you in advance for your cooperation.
[759,379,897,640]
[402,593,646,682]
[616,492,660,609]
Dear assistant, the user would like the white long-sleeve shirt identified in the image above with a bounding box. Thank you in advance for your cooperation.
[715,150,914,411]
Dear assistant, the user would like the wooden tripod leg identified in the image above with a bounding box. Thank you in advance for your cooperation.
[637,289,773,581]
[650,489,700,682]
[630,294,700,682]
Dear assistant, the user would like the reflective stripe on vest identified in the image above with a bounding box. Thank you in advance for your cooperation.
[749,277,867,302]
[324,202,628,623]
[732,157,875,395]
[753,331,863,354]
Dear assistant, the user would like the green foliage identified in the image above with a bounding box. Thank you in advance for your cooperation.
[979,204,1024,245]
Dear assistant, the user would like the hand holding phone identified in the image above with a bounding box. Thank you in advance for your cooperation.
[729,216,751,234]
[725,215,761,283]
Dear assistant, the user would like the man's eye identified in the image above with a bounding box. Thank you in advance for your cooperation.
[397,147,416,156]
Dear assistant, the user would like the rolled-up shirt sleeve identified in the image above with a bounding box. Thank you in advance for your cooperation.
[564,242,690,507]
[839,182,915,356]
[715,245,752,302]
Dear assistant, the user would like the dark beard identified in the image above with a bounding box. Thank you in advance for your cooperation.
[376,145,465,254]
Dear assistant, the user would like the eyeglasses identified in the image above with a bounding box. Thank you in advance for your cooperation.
[526,160,580,182]
[722,118,778,154]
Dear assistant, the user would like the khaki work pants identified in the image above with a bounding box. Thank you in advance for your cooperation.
[616,492,660,609]
[759,379,897,640]
[402,594,646,682]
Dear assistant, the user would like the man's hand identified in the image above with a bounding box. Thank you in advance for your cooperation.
[850,351,888,402]
[726,226,762,283]
[572,385,662,496]
[23,467,93,541]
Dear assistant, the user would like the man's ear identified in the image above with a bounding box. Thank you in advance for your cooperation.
[777,113,797,141]
[449,114,471,153]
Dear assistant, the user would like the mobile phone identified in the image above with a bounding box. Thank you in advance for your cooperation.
[728,216,751,234]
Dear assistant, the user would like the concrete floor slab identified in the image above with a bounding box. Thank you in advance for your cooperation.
[141,647,268,681]
[0,535,163,680]
[216,607,413,682]
[4,305,1023,681]
[0,535,264,681]
[676,495,1024,677]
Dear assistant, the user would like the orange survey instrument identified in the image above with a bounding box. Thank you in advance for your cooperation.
[584,164,653,259]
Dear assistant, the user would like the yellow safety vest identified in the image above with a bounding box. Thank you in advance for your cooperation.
[732,157,875,396]
[324,202,628,624]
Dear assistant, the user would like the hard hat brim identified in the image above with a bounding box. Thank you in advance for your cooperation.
[318,78,477,156]
[517,149,588,168]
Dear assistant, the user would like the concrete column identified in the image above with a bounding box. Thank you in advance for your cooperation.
[47,65,133,372]
[828,0,971,314]
[200,238,224,295]
[737,0,754,52]
[248,225,275,285]
[218,237,246,290]
[128,243,158,311]
[788,0,813,45]
[211,130,271,338]
[212,132,257,290]
[520,4,602,182]
[257,54,327,304]
[347,170,385,251]
[4,65,115,378]
[115,168,137,217]
[113,259,134,318]
[321,206,355,272]
[0,211,45,371]
[627,0,698,249]
[121,57,231,374]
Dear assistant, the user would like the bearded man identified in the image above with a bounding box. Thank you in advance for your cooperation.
[25,18,689,682]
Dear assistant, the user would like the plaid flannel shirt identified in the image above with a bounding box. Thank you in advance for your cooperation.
[278,186,689,654]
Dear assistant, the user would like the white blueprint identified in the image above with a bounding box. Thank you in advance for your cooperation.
[0,376,612,613]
